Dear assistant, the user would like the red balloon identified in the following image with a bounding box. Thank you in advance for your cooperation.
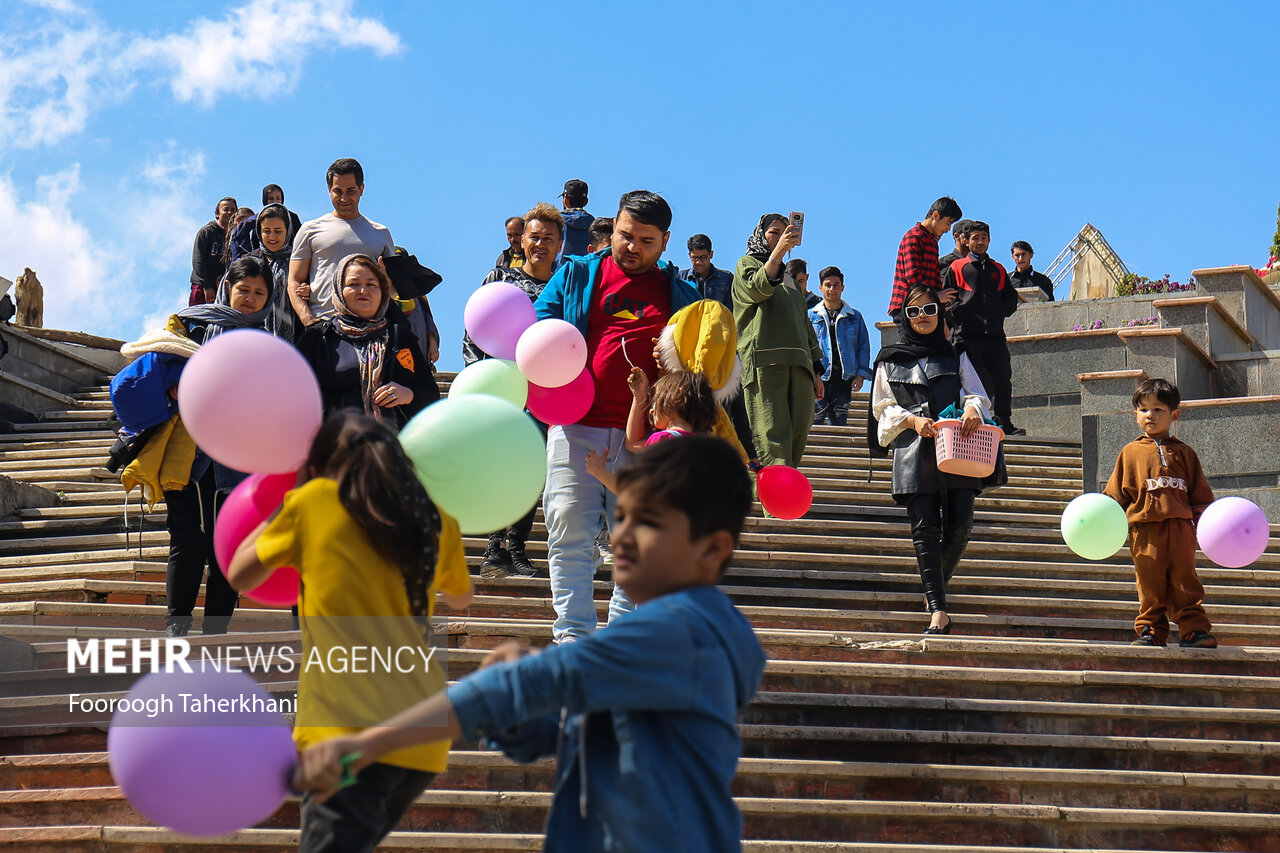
[757,465,813,519]
[245,566,300,607]
[526,368,595,426]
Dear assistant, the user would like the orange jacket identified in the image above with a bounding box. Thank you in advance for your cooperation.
[1104,435,1214,524]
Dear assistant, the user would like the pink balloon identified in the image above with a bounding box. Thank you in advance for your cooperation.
[757,465,813,519]
[1198,496,1270,568]
[178,329,322,474]
[527,369,595,425]
[213,472,299,608]
[464,282,537,361]
[515,319,588,388]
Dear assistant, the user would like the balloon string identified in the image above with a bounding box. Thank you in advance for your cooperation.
[621,337,636,369]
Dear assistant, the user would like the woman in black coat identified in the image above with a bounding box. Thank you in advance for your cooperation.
[298,254,433,430]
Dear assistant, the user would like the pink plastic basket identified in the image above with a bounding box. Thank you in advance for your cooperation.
[933,419,1003,478]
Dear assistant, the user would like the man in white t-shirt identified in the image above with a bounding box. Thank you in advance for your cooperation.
[289,157,395,325]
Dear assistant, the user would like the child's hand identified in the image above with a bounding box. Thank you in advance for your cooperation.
[911,416,936,438]
[584,448,608,479]
[292,735,369,802]
[627,367,649,399]
[479,639,534,670]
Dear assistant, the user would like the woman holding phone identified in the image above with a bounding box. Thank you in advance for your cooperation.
[732,212,825,470]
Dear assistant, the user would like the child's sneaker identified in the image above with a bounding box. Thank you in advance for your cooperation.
[1178,631,1218,649]
[1130,628,1165,646]
[480,535,513,579]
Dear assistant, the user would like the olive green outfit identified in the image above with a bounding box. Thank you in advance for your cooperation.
[733,254,823,467]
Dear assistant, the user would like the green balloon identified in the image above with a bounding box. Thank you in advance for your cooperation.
[448,359,528,409]
[1060,493,1129,560]
[400,395,546,535]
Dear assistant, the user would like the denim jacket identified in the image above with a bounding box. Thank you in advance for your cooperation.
[808,301,873,382]
[449,586,766,853]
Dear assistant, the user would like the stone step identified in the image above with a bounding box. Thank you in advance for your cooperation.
[0,439,115,456]
[2,787,1279,850]
[10,420,115,433]
[6,750,1279,814]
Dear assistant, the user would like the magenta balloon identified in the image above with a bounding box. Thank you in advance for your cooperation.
[108,667,295,837]
[1197,496,1270,568]
[244,566,299,607]
[757,465,813,519]
[515,319,588,388]
[464,282,537,361]
[213,472,299,607]
[526,369,596,425]
[178,329,322,473]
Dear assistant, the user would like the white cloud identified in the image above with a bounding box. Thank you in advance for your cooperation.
[143,0,403,106]
[0,0,402,150]
[0,164,129,333]
[127,147,208,269]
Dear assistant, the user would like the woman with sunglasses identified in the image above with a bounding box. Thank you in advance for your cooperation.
[867,283,1003,634]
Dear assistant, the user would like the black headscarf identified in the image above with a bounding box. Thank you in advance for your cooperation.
[746,213,787,260]
[873,290,955,366]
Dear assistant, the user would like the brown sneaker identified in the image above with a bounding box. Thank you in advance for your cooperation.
[1178,631,1218,649]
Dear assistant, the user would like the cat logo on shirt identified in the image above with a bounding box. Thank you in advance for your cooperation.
[603,293,650,320]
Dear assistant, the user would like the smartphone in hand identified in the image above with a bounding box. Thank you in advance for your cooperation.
[789,211,805,245]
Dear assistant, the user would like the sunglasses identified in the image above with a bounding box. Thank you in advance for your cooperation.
[904,303,940,319]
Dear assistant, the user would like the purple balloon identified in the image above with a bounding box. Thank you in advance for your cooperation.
[108,667,295,837]
[464,281,537,361]
[1197,496,1270,568]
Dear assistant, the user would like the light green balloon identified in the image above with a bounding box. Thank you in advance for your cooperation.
[448,359,528,409]
[1060,493,1129,560]
[400,395,546,535]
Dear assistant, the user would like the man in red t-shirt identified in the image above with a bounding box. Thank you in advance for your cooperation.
[533,191,701,643]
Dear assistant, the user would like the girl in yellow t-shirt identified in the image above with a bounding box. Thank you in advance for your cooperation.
[228,411,472,852]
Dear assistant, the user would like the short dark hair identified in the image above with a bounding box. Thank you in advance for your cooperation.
[1011,240,1033,253]
[327,158,364,188]
[952,219,973,237]
[687,234,712,253]
[615,435,752,556]
[785,258,807,277]
[505,215,524,228]
[225,255,273,296]
[926,196,963,220]
[261,184,284,205]
[904,283,942,309]
[216,196,237,214]
[588,216,614,245]
[617,190,672,233]
[967,220,990,235]
[1133,378,1180,411]
[819,265,843,283]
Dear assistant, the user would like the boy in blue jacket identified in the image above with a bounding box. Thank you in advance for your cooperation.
[808,266,872,426]
[294,435,766,852]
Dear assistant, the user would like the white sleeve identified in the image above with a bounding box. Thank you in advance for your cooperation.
[959,353,992,420]
[871,363,913,446]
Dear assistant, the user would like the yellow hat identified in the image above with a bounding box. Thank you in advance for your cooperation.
[657,300,741,403]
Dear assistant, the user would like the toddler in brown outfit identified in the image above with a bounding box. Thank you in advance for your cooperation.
[1103,378,1217,648]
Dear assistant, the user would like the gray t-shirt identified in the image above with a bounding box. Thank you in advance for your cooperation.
[291,213,394,320]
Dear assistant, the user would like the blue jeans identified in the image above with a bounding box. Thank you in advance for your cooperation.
[544,424,634,642]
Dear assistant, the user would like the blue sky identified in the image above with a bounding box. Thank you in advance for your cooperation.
[4,0,1279,370]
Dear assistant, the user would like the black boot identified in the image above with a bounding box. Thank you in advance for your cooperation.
[481,532,513,578]
[165,616,192,637]
[506,532,538,577]
[202,614,233,635]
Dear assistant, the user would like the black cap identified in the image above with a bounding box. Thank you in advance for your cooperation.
[560,179,588,200]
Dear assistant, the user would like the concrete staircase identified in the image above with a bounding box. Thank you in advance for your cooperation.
[1,373,1279,852]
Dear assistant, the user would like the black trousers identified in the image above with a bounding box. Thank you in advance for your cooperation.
[958,335,1014,428]
[299,763,436,853]
[164,467,239,631]
[905,490,977,613]
[728,389,758,461]
[490,417,548,550]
